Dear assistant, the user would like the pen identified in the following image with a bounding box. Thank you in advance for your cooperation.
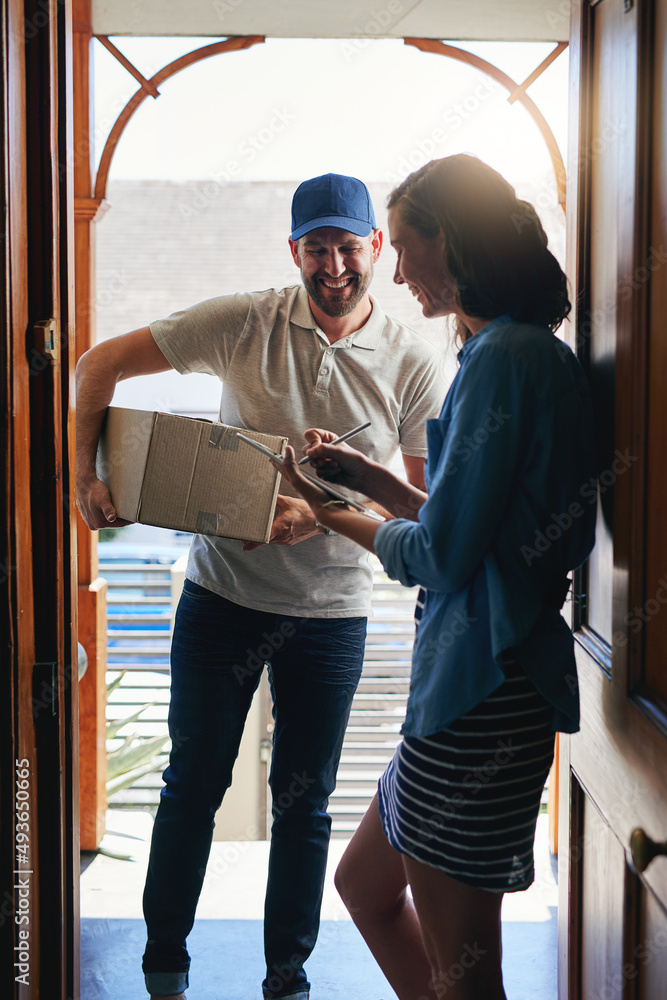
[235,432,377,516]
[297,420,371,465]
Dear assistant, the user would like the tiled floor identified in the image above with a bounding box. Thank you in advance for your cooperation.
[80,810,558,999]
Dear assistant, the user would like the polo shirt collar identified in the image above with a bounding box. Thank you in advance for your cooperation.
[291,285,318,329]
[292,285,385,351]
[350,295,385,350]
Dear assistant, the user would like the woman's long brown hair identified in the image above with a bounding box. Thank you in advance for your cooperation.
[388,155,571,343]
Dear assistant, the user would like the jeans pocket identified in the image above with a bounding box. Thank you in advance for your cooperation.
[181,578,217,600]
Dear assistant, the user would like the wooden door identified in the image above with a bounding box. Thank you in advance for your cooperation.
[560,1,667,997]
[0,2,78,998]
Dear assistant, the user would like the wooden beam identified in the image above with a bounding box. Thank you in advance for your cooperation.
[74,196,110,223]
[404,38,567,210]
[507,42,568,105]
[73,0,108,852]
[95,35,160,99]
[78,579,108,850]
[93,35,265,202]
[1,0,39,995]
[548,733,560,855]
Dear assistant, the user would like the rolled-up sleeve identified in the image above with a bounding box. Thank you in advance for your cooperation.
[374,344,530,593]
[374,518,424,587]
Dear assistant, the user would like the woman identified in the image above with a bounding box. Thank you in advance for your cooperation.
[274,155,597,1000]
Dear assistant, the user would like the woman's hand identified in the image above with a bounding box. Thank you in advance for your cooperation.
[273,446,383,555]
[301,428,371,492]
[272,446,333,518]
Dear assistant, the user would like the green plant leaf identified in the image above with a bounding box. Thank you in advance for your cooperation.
[106,703,156,741]
[106,735,170,781]
[106,671,126,697]
[96,846,136,862]
[106,734,135,759]
[106,758,167,797]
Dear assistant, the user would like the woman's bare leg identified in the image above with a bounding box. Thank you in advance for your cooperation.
[403,855,507,1000]
[334,795,438,1000]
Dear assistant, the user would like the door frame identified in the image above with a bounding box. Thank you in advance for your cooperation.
[1,2,78,998]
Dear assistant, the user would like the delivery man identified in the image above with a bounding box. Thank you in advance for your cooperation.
[76,173,445,1000]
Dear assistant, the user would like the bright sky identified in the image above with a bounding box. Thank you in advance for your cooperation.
[94,35,568,204]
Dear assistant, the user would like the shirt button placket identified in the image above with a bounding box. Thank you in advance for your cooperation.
[316,346,335,393]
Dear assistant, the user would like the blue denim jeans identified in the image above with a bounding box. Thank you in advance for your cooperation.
[142,580,366,998]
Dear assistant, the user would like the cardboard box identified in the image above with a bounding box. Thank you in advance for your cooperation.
[97,406,287,543]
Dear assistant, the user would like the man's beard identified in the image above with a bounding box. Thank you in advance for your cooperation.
[302,265,373,317]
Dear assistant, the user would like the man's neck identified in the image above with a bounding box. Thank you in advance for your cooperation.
[308,295,373,344]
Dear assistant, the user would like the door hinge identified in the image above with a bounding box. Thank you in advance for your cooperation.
[33,318,60,365]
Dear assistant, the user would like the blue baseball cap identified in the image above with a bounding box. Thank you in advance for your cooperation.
[290,173,376,241]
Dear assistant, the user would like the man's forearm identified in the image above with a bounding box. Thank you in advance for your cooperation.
[75,348,120,483]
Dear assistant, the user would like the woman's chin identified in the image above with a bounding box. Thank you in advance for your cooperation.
[421,300,447,320]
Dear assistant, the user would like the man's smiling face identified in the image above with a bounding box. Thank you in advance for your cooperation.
[290,227,381,318]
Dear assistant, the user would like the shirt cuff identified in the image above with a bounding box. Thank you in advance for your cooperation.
[374,518,418,588]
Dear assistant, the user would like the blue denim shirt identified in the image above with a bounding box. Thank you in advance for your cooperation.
[374,316,597,737]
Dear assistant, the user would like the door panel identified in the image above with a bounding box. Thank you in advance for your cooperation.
[644,0,667,712]
[561,1,667,997]
[580,794,626,1000]
[638,889,667,995]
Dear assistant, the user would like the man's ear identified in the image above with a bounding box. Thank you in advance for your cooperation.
[371,228,383,263]
[288,237,301,268]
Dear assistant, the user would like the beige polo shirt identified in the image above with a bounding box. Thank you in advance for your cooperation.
[151,285,445,617]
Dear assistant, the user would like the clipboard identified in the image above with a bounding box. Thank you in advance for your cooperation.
[236,432,381,518]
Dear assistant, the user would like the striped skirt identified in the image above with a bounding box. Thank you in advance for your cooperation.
[377,660,555,893]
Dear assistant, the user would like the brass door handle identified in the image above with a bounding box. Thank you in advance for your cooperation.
[629,828,667,873]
